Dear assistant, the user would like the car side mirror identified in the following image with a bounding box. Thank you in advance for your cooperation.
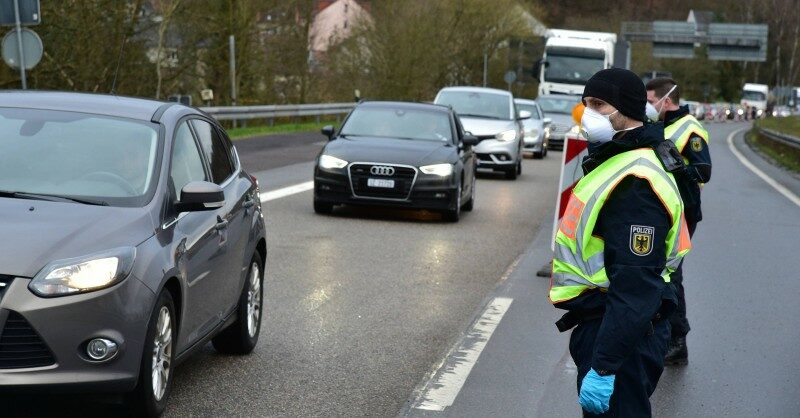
[517,110,532,120]
[543,117,552,126]
[462,134,480,147]
[176,181,225,213]
[321,125,336,141]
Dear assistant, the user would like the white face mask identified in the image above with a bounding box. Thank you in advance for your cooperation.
[646,84,678,122]
[581,107,619,143]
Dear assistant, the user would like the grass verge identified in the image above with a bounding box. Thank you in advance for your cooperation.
[756,116,800,138]
[746,129,800,173]
[226,121,334,140]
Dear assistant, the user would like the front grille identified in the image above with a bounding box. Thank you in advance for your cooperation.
[0,311,56,369]
[349,163,417,200]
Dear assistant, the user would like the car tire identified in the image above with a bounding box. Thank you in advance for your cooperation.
[444,183,462,222]
[212,252,264,355]
[314,199,333,214]
[462,176,475,212]
[516,158,522,175]
[128,290,177,418]
[504,167,518,180]
[533,150,543,159]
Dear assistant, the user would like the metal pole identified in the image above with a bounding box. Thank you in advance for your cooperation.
[13,0,26,89]
[483,53,488,87]
[229,35,237,128]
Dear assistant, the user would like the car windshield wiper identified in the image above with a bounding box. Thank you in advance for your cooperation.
[0,190,109,206]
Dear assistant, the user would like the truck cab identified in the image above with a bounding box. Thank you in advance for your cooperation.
[741,83,769,117]
[536,30,617,96]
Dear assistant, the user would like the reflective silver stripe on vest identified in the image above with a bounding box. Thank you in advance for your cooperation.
[552,272,607,289]
[555,242,605,277]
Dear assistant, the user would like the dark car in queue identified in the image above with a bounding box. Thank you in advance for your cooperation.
[0,92,267,417]
[313,101,480,222]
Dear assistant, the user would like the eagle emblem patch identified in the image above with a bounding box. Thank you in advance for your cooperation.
[630,225,654,256]
[691,137,704,152]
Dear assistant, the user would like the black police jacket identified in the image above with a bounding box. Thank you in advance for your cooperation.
[564,123,679,373]
[665,106,712,225]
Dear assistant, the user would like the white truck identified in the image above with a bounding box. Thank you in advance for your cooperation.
[535,29,623,96]
[740,83,769,117]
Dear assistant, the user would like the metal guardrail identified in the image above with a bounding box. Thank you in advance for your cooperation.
[200,102,356,122]
[758,127,800,151]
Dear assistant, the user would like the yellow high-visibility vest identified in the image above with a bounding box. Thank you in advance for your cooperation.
[549,148,692,304]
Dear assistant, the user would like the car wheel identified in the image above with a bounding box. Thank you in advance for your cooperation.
[128,290,176,417]
[533,150,543,159]
[212,251,264,355]
[444,183,462,222]
[543,144,548,157]
[462,176,475,212]
[314,199,333,214]
[516,158,522,175]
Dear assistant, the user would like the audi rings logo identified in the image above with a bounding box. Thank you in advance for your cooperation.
[370,165,395,176]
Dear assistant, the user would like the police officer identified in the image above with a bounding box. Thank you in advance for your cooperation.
[645,78,711,366]
[550,68,691,416]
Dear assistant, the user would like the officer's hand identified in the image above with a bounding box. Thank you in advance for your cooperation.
[578,368,615,414]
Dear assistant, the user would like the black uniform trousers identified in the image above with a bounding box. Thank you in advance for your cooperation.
[570,318,671,417]
[668,220,697,338]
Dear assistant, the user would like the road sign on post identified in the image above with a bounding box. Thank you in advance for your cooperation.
[504,70,516,92]
[2,26,40,69]
[0,0,38,26]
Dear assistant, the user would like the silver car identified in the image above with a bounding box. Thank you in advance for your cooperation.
[536,94,582,150]
[514,98,551,159]
[434,87,528,180]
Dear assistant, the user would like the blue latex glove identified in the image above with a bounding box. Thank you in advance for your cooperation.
[579,368,615,414]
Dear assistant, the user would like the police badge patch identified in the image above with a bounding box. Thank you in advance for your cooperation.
[630,225,654,256]
[691,137,704,152]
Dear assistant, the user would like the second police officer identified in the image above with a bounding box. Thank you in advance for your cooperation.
[645,78,711,366]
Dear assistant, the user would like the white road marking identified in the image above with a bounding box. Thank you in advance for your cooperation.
[728,128,800,209]
[414,297,514,412]
[259,181,314,202]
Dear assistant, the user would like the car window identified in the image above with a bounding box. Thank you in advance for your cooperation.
[516,104,541,119]
[0,107,159,207]
[170,122,208,199]
[190,119,235,185]
[340,107,453,142]
[435,91,512,120]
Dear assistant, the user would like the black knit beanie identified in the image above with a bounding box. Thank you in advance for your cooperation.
[582,68,647,122]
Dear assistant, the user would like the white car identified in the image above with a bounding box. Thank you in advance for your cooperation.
[514,98,550,158]
[434,87,528,180]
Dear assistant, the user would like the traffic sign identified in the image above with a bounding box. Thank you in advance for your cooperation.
[2,26,41,69]
[0,0,39,26]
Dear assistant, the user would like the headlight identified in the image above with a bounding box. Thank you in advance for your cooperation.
[526,128,539,139]
[495,129,517,142]
[29,248,136,297]
[568,125,581,134]
[420,163,453,177]
[319,154,348,170]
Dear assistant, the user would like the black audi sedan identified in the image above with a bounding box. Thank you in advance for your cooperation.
[0,92,266,416]
[313,101,480,222]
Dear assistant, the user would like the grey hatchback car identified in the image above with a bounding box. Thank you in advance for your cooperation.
[0,92,266,416]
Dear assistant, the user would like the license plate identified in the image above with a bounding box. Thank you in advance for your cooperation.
[367,178,395,188]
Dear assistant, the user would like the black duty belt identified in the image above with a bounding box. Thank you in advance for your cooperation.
[555,310,665,333]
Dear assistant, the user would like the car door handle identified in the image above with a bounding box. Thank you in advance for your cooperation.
[215,216,229,230]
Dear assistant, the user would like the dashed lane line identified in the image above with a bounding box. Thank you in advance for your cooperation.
[259,181,314,203]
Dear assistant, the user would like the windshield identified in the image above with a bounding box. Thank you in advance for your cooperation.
[0,108,160,207]
[742,90,766,101]
[435,90,512,120]
[537,97,581,114]
[545,53,604,85]
[341,107,453,142]
[515,104,541,119]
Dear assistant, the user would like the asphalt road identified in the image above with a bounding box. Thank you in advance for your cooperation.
[7,122,799,417]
